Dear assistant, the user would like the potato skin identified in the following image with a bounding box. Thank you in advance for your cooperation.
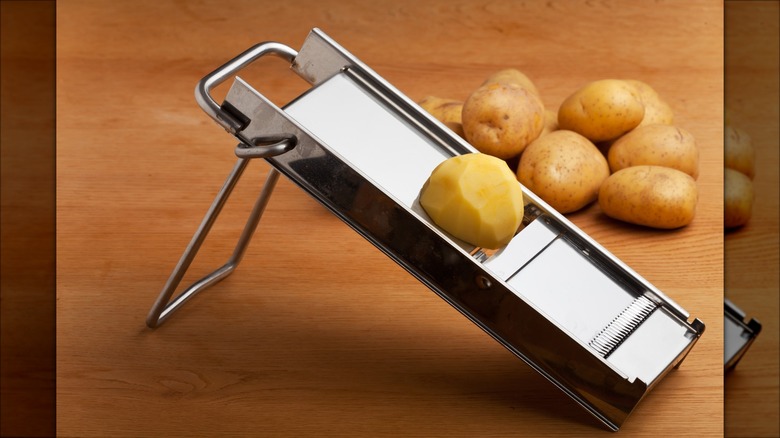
[418,96,465,137]
[540,108,559,137]
[482,68,540,97]
[462,82,545,159]
[623,79,674,127]
[608,124,699,179]
[724,168,754,228]
[517,130,609,213]
[725,125,755,179]
[599,166,697,229]
[558,79,645,142]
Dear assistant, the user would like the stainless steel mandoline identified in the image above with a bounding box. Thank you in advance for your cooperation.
[147,28,705,431]
[724,298,761,371]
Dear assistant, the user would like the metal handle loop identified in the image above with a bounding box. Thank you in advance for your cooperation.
[235,136,297,159]
[195,42,298,134]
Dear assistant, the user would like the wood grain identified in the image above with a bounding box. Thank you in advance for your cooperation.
[0,2,56,437]
[57,1,724,436]
[724,2,780,437]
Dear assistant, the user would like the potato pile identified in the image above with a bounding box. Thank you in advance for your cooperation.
[724,125,755,228]
[419,72,701,231]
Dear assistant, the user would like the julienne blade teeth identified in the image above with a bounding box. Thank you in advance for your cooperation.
[589,295,657,358]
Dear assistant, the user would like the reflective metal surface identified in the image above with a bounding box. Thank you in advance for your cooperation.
[147,161,281,328]
[195,41,298,134]
[153,28,706,431]
[222,62,704,429]
[724,298,762,371]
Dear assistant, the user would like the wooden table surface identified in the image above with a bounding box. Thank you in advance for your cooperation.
[57,1,725,436]
[724,2,780,437]
[1,2,56,437]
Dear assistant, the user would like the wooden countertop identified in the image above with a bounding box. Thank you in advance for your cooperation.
[724,2,780,437]
[57,1,726,436]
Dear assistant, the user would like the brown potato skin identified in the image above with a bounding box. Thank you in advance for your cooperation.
[418,96,465,137]
[725,125,755,179]
[462,82,545,159]
[540,108,559,137]
[608,124,699,179]
[517,130,609,213]
[724,168,754,228]
[623,79,674,127]
[558,79,645,142]
[599,165,697,229]
[482,68,540,97]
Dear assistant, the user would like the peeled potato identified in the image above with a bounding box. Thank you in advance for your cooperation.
[462,82,545,159]
[418,96,465,137]
[482,68,540,97]
[420,153,525,249]
[558,79,645,142]
[599,165,697,229]
[725,125,755,179]
[608,124,699,179]
[725,168,754,228]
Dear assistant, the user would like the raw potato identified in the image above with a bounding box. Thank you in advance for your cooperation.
[725,125,755,179]
[624,79,674,127]
[724,168,754,228]
[558,79,645,142]
[608,124,699,179]
[420,153,525,249]
[517,130,609,213]
[418,96,465,137]
[482,68,540,97]
[462,82,545,159]
[599,165,697,229]
[540,108,558,137]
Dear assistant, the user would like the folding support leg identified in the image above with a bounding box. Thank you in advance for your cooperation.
[146,159,280,328]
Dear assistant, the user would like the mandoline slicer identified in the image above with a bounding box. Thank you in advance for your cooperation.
[147,28,705,431]
[724,298,761,371]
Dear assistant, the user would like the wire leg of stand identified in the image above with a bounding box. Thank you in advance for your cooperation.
[146,161,280,328]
